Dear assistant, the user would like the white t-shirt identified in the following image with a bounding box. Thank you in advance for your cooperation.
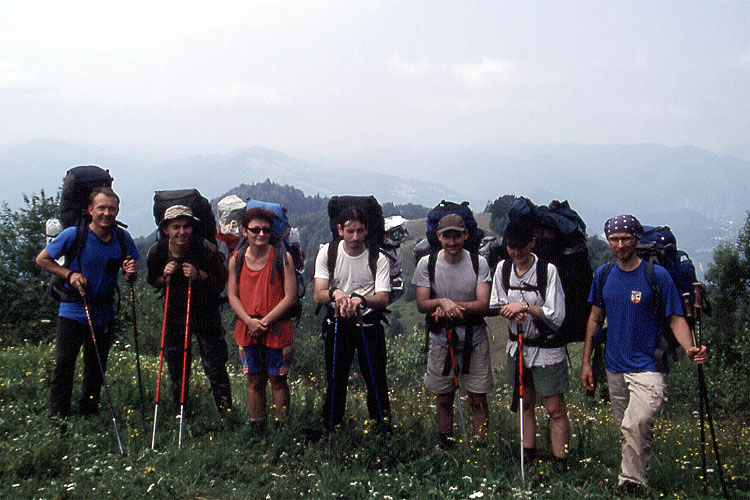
[314,240,391,299]
[490,253,566,366]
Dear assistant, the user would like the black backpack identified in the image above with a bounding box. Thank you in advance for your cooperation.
[324,195,385,286]
[153,189,217,246]
[49,166,127,304]
[503,197,593,346]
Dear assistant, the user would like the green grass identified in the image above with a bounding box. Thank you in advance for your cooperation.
[1,329,747,500]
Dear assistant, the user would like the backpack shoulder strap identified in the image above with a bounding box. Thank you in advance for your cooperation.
[234,239,248,285]
[598,261,616,313]
[114,226,127,259]
[536,258,548,300]
[270,240,288,285]
[645,257,663,320]
[368,244,379,281]
[501,258,512,294]
[327,239,339,285]
[471,251,479,277]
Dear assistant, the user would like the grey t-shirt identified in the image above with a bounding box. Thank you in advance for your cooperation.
[412,249,491,348]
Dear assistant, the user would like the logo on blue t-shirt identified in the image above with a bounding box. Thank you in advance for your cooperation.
[630,290,642,304]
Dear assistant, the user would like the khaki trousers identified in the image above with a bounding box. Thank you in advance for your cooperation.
[606,370,667,485]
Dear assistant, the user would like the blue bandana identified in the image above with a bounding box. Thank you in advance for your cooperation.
[604,214,643,239]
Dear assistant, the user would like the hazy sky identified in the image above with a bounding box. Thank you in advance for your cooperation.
[2,1,749,156]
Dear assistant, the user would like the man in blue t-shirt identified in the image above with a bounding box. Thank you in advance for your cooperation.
[581,214,706,496]
[36,187,139,418]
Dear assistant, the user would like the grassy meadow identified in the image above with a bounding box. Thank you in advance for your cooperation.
[1,321,747,500]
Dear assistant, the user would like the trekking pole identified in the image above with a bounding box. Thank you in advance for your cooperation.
[328,317,339,433]
[151,281,170,451]
[81,295,125,456]
[693,283,729,499]
[682,292,707,493]
[445,327,468,443]
[357,310,387,436]
[518,327,526,483]
[178,279,193,449]
[128,281,148,440]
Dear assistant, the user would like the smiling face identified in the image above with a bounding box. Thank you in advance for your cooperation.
[87,193,119,231]
[437,229,467,258]
[506,238,535,266]
[242,218,272,248]
[163,217,194,247]
[607,232,639,263]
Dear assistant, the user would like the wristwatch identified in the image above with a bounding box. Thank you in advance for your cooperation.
[524,302,530,312]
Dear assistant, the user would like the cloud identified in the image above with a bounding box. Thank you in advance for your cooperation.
[0,62,42,90]
[204,82,282,106]
[387,54,432,77]
[742,46,750,63]
[452,57,515,87]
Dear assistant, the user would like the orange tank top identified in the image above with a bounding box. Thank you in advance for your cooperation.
[233,247,294,348]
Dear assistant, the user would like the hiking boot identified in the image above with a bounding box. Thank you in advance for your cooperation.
[437,434,456,450]
[522,447,537,465]
[553,456,569,473]
[615,480,646,497]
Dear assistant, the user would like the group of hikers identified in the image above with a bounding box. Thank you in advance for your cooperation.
[35,184,708,497]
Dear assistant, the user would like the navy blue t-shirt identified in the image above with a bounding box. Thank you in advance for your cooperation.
[588,260,682,373]
[46,226,140,326]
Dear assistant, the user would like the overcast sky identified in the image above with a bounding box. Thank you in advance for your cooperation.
[1,1,749,157]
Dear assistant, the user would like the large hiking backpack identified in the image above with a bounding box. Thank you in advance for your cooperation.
[153,189,217,245]
[323,195,403,306]
[595,225,698,372]
[413,200,485,282]
[216,194,246,254]
[59,165,114,227]
[501,197,593,346]
[232,199,306,323]
[48,165,127,303]
[382,215,409,302]
[478,235,506,275]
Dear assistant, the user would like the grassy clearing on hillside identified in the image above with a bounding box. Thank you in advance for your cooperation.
[1,328,747,500]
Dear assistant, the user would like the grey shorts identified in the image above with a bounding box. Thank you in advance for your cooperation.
[505,353,569,397]
[424,336,494,395]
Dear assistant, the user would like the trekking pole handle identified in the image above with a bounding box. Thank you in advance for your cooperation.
[692,282,705,311]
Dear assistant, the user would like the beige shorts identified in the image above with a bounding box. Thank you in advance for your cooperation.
[424,336,494,395]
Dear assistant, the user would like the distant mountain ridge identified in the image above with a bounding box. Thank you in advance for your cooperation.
[3,139,748,273]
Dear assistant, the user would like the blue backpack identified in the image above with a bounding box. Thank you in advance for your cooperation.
[232,199,306,323]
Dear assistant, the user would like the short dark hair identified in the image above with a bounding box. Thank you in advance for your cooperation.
[88,186,119,206]
[242,207,275,229]
[503,219,534,249]
[337,206,367,228]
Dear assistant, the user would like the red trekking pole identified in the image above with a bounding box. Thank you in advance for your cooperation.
[518,328,526,483]
[445,328,468,443]
[151,281,170,450]
[178,279,193,449]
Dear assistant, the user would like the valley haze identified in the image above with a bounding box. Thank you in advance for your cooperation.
[2,138,748,276]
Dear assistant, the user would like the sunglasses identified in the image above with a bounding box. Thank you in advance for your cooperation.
[247,226,271,235]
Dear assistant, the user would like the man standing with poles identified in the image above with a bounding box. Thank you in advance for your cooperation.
[313,205,391,434]
[581,215,707,497]
[36,187,139,425]
[413,214,492,449]
[147,206,232,433]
